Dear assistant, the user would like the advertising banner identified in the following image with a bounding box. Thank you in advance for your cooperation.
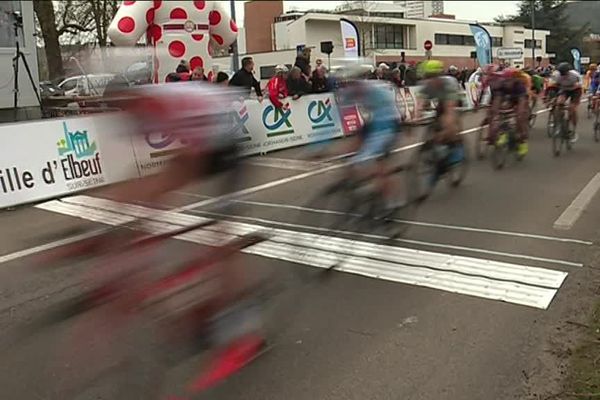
[340,18,360,58]
[469,24,492,66]
[0,114,137,208]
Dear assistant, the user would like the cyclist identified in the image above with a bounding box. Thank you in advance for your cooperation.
[584,63,597,93]
[337,66,403,210]
[553,62,583,141]
[418,60,464,162]
[486,67,530,157]
[591,67,600,111]
[103,82,266,391]
[525,67,545,110]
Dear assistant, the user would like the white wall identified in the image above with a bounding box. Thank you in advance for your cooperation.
[0,0,40,110]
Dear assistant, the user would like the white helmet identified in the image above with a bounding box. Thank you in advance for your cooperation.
[275,64,289,73]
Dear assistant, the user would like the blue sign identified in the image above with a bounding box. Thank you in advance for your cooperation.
[469,24,492,66]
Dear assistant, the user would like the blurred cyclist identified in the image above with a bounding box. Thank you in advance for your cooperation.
[337,65,403,210]
[553,62,582,141]
[103,82,265,391]
[418,60,462,154]
[485,67,530,157]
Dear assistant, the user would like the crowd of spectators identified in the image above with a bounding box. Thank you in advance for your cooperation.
[165,52,485,108]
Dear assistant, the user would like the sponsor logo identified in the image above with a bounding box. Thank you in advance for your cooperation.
[473,30,490,48]
[234,104,251,142]
[345,38,356,49]
[262,104,294,137]
[56,122,103,185]
[308,98,335,130]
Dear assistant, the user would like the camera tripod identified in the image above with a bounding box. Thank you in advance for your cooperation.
[11,12,42,120]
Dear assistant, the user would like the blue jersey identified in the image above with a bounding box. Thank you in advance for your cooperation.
[591,72,600,94]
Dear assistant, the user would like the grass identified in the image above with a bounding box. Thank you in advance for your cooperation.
[564,301,600,399]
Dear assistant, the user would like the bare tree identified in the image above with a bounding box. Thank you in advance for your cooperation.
[34,0,120,80]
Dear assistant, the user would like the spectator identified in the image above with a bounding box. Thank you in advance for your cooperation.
[294,47,312,78]
[371,63,389,80]
[229,56,263,100]
[176,60,190,74]
[215,71,229,85]
[311,66,332,93]
[315,58,324,69]
[389,68,403,87]
[404,62,418,86]
[287,66,310,99]
[190,66,208,81]
[267,64,289,108]
[166,72,184,82]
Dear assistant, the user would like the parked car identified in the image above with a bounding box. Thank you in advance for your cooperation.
[57,74,115,97]
[39,81,65,98]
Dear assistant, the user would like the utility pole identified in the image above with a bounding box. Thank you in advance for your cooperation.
[230,0,240,72]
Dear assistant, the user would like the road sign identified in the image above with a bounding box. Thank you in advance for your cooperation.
[581,57,591,64]
[424,40,433,51]
[497,47,523,59]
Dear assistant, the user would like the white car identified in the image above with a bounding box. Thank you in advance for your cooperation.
[58,74,116,97]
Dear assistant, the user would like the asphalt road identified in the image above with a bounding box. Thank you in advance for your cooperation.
[1,102,600,400]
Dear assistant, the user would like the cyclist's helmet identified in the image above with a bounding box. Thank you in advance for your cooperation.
[419,59,444,78]
[557,62,571,75]
[448,65,458,74]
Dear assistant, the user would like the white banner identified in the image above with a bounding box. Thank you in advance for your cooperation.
[340,19,359,59]
[0,114,137,208]
[233,93,344,155]
[0,88,482,208]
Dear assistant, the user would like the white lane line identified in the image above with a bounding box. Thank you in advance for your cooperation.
[554,172,600,230]
[244,157,329,171]
[182,208,583,269]
[63,195,568,288]
[36,196,567,309]
[172,192,592,246]
[0,229,111,265]
[175,106,557,212]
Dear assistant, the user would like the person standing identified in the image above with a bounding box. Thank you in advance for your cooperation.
[267,65,289,109]
[229,57,263,100]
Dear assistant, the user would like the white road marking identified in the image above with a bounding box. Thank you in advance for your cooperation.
[175,106,556,212]
[33,195,570,309]
[244,157,329,171]
[554,172,600,230]
[184,208,583,269]
[172,192,592,246]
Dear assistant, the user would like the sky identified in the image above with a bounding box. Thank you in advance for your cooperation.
[228,1,521,26]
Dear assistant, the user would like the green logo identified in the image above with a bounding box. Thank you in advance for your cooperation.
[262,105,294,137]
[57,122,97,159]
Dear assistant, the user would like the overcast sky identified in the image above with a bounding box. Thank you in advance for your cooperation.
[228,1,520,26]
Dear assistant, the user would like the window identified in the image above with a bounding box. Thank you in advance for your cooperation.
[0,1,23,48]
[435,33,449,45]
[59,79,78,92]
[463,35,475,46]
[448,35,463,45]
[524,39,542,49]
[374,25,404,49]
[492,37,503,47]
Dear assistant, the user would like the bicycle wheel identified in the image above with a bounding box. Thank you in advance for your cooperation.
[546,112,554,138]
[528,110,537,128]
[447,142,468,187]
[565,118,573,151]
[412,140,438,201]
[476,125,488,159]
[492,132,508,169]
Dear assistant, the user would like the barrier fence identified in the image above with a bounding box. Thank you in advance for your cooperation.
[0,85,488,208]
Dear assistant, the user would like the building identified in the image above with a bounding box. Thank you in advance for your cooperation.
[0,1,40,121]
[215,1,550,85]
[395,0,444,19]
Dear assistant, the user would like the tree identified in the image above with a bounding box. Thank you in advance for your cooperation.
[34,0,64,80]
[34,0,120,80]
[496,0,590,63]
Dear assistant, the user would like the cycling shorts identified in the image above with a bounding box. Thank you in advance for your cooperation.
[559,88,582,105]
[353,127,398,163]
